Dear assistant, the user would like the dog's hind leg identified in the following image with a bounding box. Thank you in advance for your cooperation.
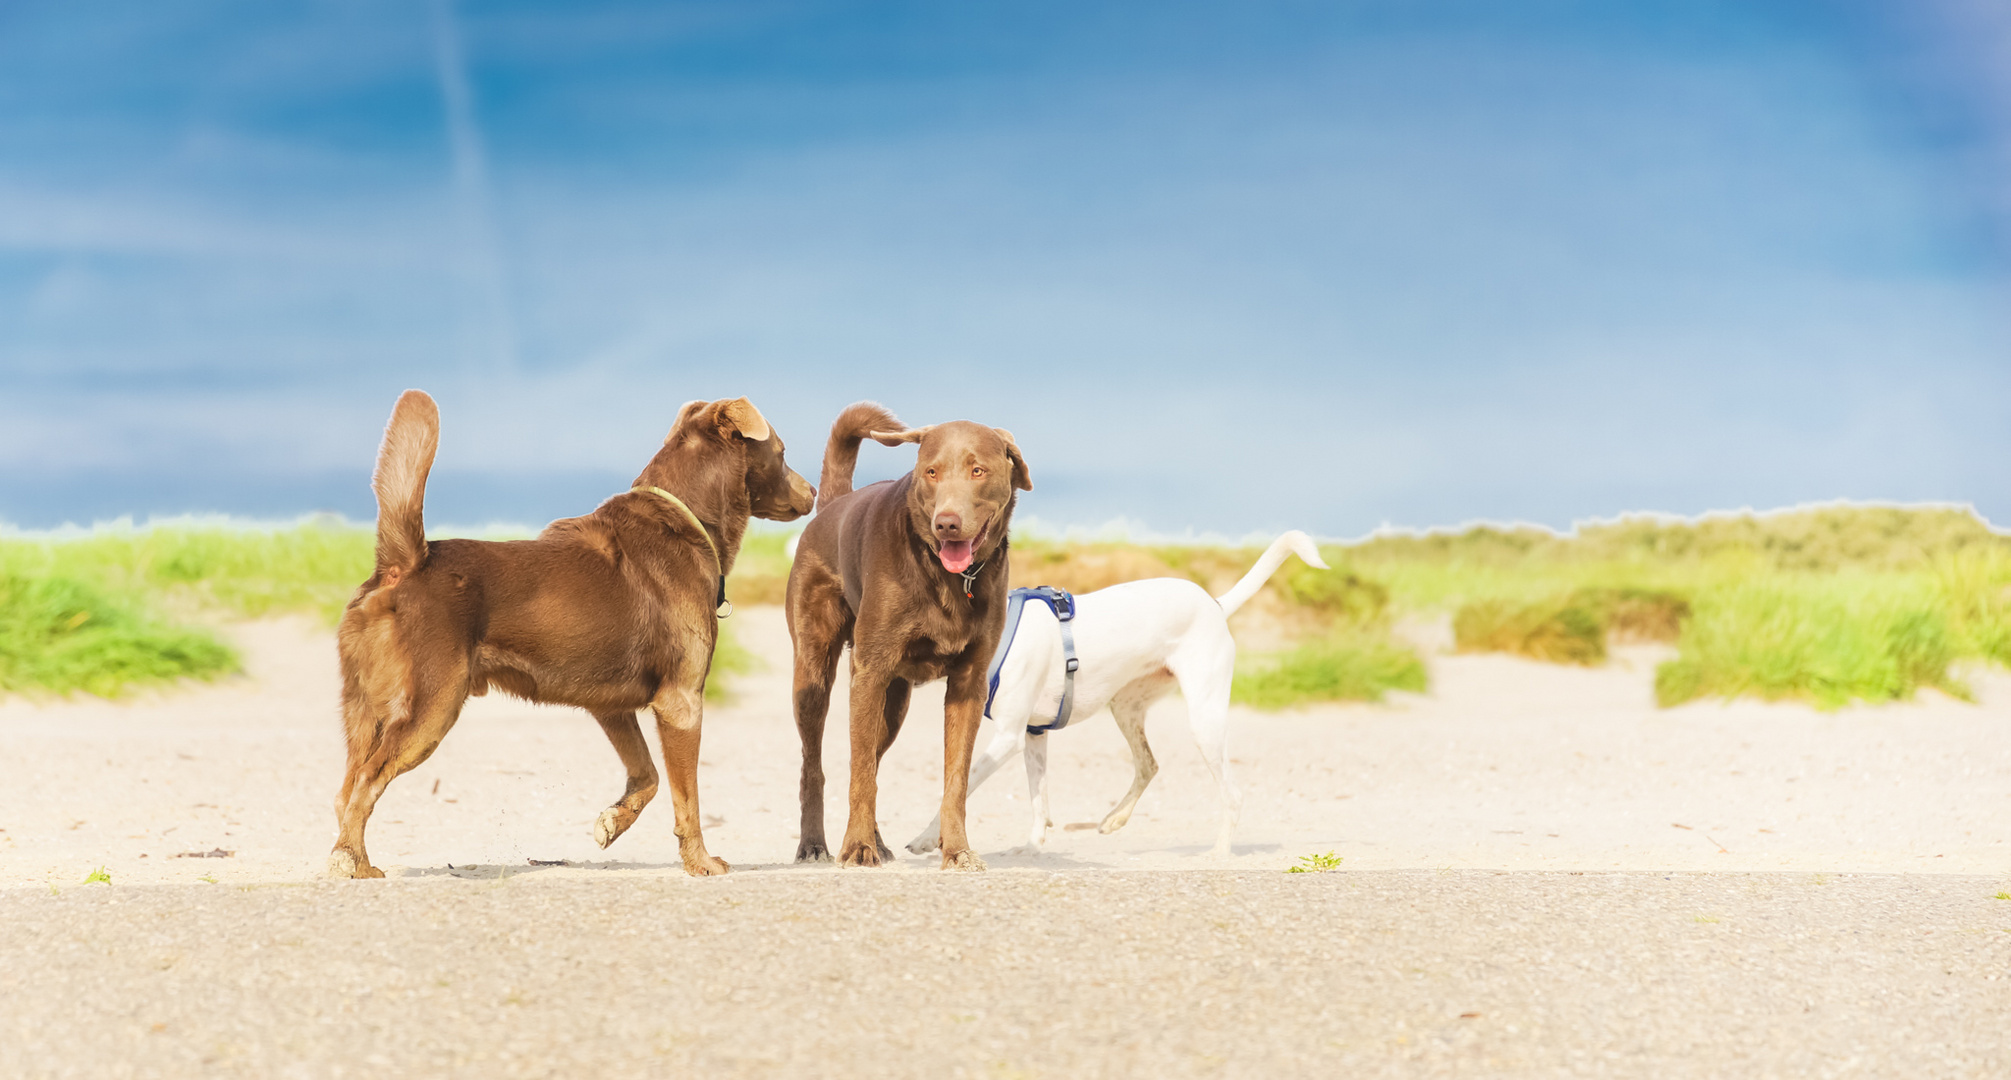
[1171,653,1241,858]
[1098,676,1171,835]
[1012,732,1051,854]
[329,682,469,879]
[790,599,849,864]
[870,677,911,861]
[590,709,658,850]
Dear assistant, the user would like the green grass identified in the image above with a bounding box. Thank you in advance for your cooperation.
[1454,587,1690,666]
[0,518,780,701]
[1654,576,1970,709]
[703,621,760,704]
[1233,630,1428,708]
[10,505,2009,710]
[0,517,376,624]
[726,528,795,606]
[0,572,238,697]
[82,866,111,885]
[1348,507,2011,710]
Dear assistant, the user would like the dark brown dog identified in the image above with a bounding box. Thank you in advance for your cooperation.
[330,390,815,879]
[786,402,1032,870]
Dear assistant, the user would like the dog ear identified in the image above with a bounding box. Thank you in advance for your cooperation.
[666,400,710,444]
[868,426,932,446]
[715,397,772,442]
[993,428,1033,491]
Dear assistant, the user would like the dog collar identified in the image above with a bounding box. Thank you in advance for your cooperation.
[959,560,984,600]
[629,486,731,618]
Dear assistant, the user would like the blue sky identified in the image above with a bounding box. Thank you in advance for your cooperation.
[2,1,2008,535]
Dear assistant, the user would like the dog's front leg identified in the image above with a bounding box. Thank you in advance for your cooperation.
[838,662,897,867]
[936,661,989,871]
[906,720,1022,854]
[652,683,729,877]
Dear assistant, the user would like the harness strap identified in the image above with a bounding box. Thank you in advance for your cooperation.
[984,586,1079,734]
[629,486,732,618]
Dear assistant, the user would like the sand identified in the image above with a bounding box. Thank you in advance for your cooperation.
[4,607,2009,885]
[6,610,2011,1077]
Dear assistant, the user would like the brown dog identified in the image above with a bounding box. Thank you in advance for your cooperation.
[330,390,815,879]
[786,402,1032,870]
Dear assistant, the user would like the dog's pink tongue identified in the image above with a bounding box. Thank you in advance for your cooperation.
[938,539,974,573]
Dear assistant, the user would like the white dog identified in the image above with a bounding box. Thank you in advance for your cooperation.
[906,530,1327,858]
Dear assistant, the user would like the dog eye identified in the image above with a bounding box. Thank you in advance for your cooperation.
[926,468,937,479]
[971,467,985,478]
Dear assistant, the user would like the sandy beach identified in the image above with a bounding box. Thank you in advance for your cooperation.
[5,607,2010,885]
[5,609,2011,1077]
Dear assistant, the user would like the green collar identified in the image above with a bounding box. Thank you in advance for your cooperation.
[629,485,731,618]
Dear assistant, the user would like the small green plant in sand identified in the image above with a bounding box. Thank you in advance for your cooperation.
[1287,851,1343,873]
[1994,892,2010,901]
[82,866,111,885]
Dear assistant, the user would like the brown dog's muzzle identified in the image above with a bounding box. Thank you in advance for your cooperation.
[932,506,989,574]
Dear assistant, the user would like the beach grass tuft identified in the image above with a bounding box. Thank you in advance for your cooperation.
[1233,630,1428,708]
[0,572,238,697]
[1654,578,1968,709]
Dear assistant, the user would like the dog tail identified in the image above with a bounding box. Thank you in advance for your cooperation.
[819,401,903,511]
[1215,530,1328,618]
[370,390,440,578]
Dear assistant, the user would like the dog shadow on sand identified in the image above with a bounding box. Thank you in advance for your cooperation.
[384,839,1286,879]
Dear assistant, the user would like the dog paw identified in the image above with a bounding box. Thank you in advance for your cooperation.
[593,807,636,849]
[838,840,884,868]
[327,850,382,879]
[1096,813,1131,835]
[874,831,895,862]
[682,854,731,877]
[940,848,987,872]
[795,840,832,863]
[905,834,941,855]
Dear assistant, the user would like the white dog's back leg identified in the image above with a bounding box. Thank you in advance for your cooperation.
[1098,674,1173,834]
[1015,732,1051,853]
[1171,651,1241,858]
[906,722,1024,854]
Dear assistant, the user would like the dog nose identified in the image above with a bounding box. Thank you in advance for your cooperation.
[933,511,965,538]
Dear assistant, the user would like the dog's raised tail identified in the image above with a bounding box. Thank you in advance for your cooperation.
[819,401,904,510]
[1215,530,1328,618]
[371,390,440,578]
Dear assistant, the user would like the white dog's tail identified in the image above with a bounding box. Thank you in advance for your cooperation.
[1215,530,1328,618]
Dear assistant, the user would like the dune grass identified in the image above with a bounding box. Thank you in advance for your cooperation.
[8,504,2008,710]
[1354,507,2011,710]
[1019,505,2011,710]
[1655,577,1971,708]
[1232,630,1428,708]
[0,572,238,697]
[0,518,375,624]
[1453,588,1690,666]
[0,519,766,700]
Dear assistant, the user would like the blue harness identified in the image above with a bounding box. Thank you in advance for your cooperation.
[983,586,1079,735]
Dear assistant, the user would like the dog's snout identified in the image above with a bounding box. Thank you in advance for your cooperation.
[933,511,965,538]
